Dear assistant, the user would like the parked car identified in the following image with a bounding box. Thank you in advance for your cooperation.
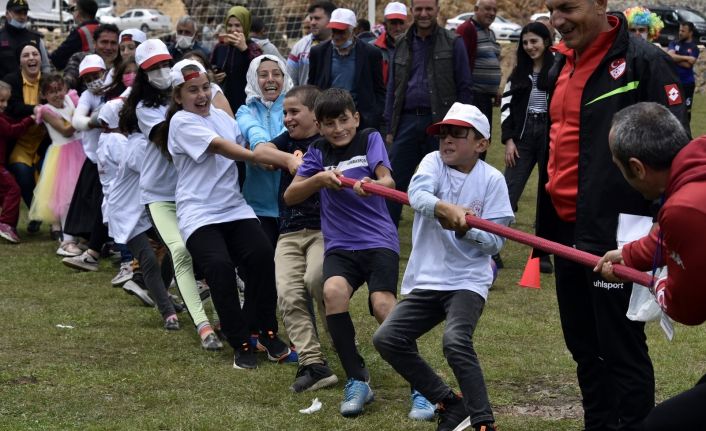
[444,12,521,41]
[0,0,73,32]
[99,8,171,33]
[530,12,550,22]
[646,5,706,47]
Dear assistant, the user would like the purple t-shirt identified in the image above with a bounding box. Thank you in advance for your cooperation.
[297,129,400,254]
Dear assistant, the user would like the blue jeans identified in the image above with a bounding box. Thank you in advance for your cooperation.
[7,162,36,209]
[387,113,438,226]
[373,289,494,426]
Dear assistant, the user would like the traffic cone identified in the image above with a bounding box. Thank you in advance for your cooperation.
[518,254,541,289]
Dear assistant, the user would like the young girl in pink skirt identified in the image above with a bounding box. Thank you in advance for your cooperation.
[28,73,86,256]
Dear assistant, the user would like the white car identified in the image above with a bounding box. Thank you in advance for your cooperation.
[100,8,171,33]
[444,12,521,41]
[530,12,550,22]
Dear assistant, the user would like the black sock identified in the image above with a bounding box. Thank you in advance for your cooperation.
[326,312,366,381]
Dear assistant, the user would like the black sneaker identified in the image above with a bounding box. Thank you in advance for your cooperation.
[233,343,257,370]
[291,363,339,393]
[27,220,41,234]
[436,395,469,431]
[539,255,554,274]
[257,330,291,361]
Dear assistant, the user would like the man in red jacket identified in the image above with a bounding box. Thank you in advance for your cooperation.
[596,101,706,430]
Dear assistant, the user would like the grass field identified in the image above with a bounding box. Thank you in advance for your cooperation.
[1,98,706,431]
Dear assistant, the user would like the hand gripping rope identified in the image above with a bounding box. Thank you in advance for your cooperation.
[337,177,653,287]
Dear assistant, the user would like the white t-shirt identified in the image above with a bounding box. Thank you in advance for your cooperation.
[73,90,104,162]
[211,83,223,101]
[168,107,256,241]
[107,132,151,243]
[136,102,177,204]
[96,98,127,222]
[44,95,79,146]
[402,153,514,300]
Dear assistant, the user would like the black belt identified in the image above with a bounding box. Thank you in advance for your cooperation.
[402,107,432,116]
[528,111,547,118]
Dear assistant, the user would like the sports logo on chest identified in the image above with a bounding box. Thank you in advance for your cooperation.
[608,58,626,80]
[324,155,368,172]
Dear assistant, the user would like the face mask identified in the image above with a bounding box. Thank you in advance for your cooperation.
[147,67,172,90]
[638,32,648,41]
[86,79,104,93]
[9,19,28,29]
[176,35,194,49]
[122,72,136,87]
[337,38,354,50]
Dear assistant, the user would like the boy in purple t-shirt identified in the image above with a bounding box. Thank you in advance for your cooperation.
[284,88,401,417]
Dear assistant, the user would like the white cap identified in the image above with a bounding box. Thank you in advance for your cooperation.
[135,39,172,70]
[170,59,207,86]
[426,102,491,139]
[78,54,106,77]
[384,2,407,20]
[98,98,123,129]
[327,8,357,30]
[119,28,147,45]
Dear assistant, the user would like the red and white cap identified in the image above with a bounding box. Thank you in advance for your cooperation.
[327,8,357,30]
[170,59,207,86]
[384,2,407,21]
[119,28,147,45]
[78,54,106,77]
[426,102,490,139]
[135,39,172,70]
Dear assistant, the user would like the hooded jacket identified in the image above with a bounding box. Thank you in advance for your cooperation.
[535,13,685,253]
[235,54,291,218]
[622,137,706,325]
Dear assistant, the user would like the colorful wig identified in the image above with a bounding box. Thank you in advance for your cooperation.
[624,7,665,41]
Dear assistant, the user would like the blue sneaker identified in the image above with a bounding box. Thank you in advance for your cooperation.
[409,389,435,421]
[340,378,374,417]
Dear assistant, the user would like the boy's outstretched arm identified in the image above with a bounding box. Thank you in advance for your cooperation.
[353,164,395,197]
[284,170,342,206]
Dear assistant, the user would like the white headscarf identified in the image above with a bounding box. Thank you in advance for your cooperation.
[244,54,293,108]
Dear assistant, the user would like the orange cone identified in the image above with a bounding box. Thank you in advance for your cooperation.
[518,254,541,289]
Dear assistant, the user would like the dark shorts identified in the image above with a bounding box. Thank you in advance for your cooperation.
[323,247,399,307]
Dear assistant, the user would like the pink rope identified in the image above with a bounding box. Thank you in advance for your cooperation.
[338,177,653,287]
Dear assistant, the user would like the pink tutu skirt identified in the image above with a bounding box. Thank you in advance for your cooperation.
[28,140,86,223]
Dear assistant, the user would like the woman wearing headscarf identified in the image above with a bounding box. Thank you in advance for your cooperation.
[210,6,263,112]
[236,54,292,245]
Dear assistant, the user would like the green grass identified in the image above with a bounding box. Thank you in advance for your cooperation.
[2,96,706,430]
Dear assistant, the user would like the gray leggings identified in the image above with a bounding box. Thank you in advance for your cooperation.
[128,231,175,319]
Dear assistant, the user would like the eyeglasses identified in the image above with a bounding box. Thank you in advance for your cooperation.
[436,126,470,139]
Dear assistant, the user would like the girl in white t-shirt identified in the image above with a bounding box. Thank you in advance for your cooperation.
[29,73,85,257]
[181,50,234,118]
[117,40,221,349]
[157,59,289,369]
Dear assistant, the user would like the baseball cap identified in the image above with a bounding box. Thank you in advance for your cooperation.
[120,28,147,45]
[426,102,491,139]
[135,39,172,70]
[6,0,29,12]
[79,54,106,77]
[327,8,357,30]
[170,59,207,86]
[98,98,123,129]
[384,2,407,21]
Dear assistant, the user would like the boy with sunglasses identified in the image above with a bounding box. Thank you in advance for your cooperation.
[373,103,514,431]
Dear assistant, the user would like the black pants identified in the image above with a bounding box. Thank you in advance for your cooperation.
[127,230,175,319]
[504,112,546,212]
[641,373,706,430]
[553,220,654,430]
[472,91,495,161]
[683,81,695,137]
[186,219,278,348]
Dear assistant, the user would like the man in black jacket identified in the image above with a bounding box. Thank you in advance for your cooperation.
[0,0,51,79]
[308,7,385,131]
[49,0,99,70]
[537,1,685,429]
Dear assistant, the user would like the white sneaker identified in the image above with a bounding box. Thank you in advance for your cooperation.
[111,261,133,286]
[56,241,83,257]
[121,281,155,307]
[62,251,99,271]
